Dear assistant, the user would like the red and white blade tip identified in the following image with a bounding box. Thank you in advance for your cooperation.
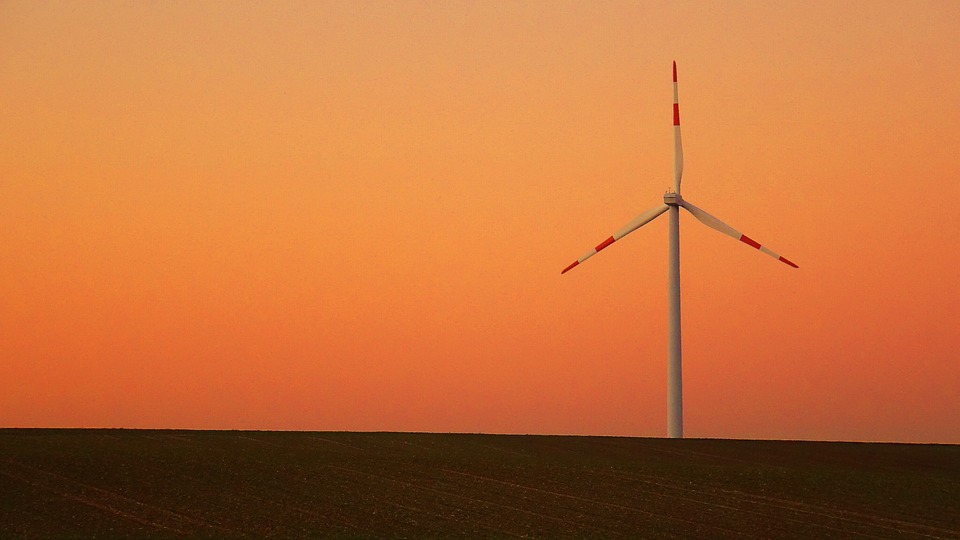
[560,235,617,274]
[738,234,799,268]
[672,62,680,126]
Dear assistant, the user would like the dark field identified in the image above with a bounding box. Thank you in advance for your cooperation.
[1,430,958,538]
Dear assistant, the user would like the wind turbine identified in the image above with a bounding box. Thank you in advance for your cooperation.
[560,62,797,439]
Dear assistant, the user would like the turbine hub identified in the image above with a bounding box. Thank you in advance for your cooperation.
[664,192,682,206]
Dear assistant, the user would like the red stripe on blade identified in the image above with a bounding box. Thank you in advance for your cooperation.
[595,236,615,252]
[561,261,579,274]
[739,235,762,249]
[673,103,680,126]
[779,256,799,268]
[673,61,677,82]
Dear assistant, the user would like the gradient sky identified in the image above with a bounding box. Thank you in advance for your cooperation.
[2,1,959,442]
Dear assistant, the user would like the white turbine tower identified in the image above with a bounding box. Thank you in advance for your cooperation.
[561,62,797,439]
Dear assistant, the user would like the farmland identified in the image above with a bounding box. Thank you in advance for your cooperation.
[2,430,958,538]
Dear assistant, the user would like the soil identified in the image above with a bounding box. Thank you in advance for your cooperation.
[2,430,958,538]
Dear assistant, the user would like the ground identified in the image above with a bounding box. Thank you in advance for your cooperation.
[1,430,958,538]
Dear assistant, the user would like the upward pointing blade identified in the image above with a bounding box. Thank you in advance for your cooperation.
[673,61,683,192]
[680,199,798,268]
[561,203,670,274]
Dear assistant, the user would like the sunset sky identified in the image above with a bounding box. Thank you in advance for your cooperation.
[2,1,958,443]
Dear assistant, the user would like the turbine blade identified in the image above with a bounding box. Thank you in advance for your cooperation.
[673,61,683,192]
[561,204,669,274]
[680,199,798,268]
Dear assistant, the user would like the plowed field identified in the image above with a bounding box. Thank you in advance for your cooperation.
[2,430,958,538]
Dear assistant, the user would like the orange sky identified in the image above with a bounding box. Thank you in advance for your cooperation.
[2,1,959,442]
